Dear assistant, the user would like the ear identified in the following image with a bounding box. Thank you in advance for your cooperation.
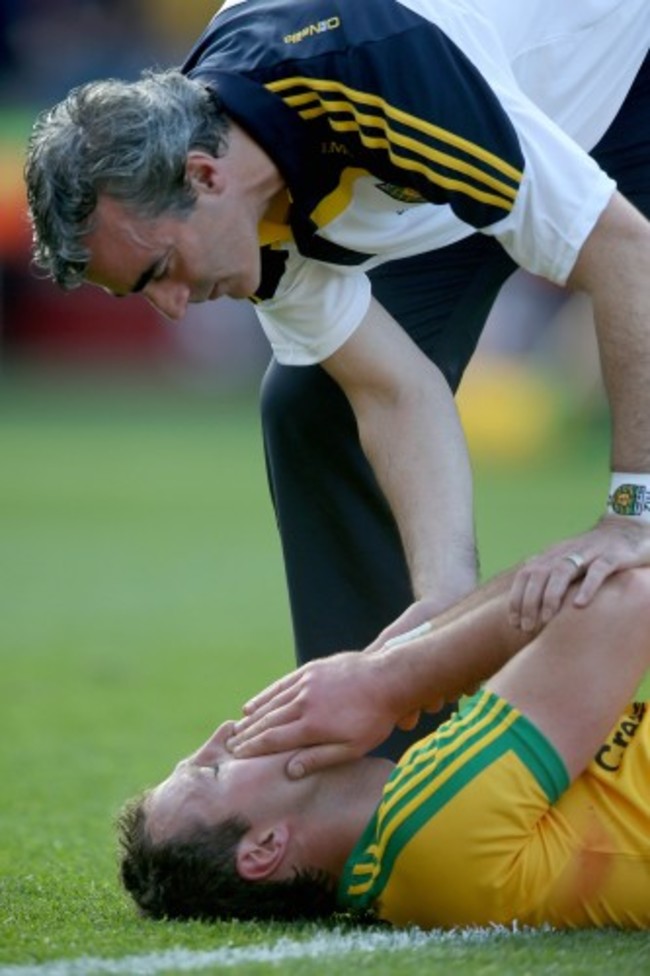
[236,824,290,881]
[185,151,225,195]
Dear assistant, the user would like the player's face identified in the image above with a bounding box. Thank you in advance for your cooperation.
[84,187,262,320]
[145,721,291,843]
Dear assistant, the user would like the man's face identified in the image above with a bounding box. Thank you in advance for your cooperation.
[84,161,262,320]
[145,721,291,844]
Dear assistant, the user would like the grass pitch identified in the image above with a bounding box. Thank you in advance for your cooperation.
[1,373,648,975]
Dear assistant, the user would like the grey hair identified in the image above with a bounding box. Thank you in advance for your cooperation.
[25,69,229,289]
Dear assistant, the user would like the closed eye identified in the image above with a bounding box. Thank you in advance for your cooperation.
[151,260,169,283]
[130,253,170,295]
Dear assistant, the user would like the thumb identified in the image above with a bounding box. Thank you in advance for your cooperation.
[286,743,356,779]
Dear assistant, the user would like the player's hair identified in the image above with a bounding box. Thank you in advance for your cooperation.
[117,794,339,922]
[25,70,229,290]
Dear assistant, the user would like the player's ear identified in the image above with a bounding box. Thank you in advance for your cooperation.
[236,824,290,881]
[185,151,224,194]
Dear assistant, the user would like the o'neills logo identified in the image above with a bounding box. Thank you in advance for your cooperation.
[376,183,427,205]
[284,16,341,43]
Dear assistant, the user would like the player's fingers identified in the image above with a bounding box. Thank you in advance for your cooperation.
[238,682,304,732]
[228,723,306,759]
[228,700,305,756]
[422,696,445,714]
[286,743,359,779]
[396,710,420,731]
[241,670,303,716]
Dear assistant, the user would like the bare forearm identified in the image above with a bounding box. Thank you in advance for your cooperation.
[507,195,650,633]
[357,374,477,603]
[570,193,650,470]
[229,562,531,771]
[375,567,530,714]
[328,298,478,605]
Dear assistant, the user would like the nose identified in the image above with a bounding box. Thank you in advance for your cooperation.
[190,720,237,766]
[143,280,190,321]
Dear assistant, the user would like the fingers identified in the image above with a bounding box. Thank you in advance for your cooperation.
[285,743,357,780]
[396,695,444,730]
[239,683,301,729]
[509,553,586,632]
[227,697,305,757]
[538,554,587,624]
[228,722,300,759]
[509,519,650,631]
[241,670,302,717]
[396,710,421,731]
[572,557,617,607]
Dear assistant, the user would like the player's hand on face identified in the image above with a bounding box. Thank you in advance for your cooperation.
[508,516,650,632]
[226,651,405,779]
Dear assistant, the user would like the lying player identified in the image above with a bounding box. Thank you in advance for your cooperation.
[118,563,650,928]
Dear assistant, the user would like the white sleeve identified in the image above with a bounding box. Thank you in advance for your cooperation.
[254,252,372,365]
[399,0,618,284]
[448,2,617,283]
[484,96,616,285]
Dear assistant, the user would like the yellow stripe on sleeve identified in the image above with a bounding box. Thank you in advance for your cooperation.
[267,76,523,191]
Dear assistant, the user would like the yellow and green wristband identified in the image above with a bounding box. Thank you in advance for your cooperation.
[607,473,650,521]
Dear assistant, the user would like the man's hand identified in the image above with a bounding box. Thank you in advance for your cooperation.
[226,651,411,778]
[364,598,446,652]
[508,516,650,632]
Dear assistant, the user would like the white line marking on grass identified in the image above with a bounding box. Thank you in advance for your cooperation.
[0,925,548,976]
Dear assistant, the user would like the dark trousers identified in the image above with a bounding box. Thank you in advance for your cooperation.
[260,55,650,760]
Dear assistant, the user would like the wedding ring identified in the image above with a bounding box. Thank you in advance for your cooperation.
[563,553,585,571]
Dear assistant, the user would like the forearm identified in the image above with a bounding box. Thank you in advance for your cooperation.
[505,195,650,632]
[374,566,530,714]
[357,373,477,603]
[569,192,650,471]
[325,298,478,606]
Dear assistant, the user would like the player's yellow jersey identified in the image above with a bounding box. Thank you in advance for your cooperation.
[338,689,650,929]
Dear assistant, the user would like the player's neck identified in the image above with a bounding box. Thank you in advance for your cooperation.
[298,757,393,877]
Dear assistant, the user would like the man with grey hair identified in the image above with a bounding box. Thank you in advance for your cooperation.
[26,0,650,757]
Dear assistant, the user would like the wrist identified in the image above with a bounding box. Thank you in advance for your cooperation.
[376,626,437,718]
[607,473,650,522]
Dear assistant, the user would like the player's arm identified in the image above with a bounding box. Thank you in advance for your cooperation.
[227,565,531,776]
[508,193,650,631]
[229,563,650,780]
[491,567,650,780]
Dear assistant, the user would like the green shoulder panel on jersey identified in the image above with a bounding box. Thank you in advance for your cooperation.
[338,690,569,912]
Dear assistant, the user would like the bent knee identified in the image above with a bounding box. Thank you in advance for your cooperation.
[601,567,650,620]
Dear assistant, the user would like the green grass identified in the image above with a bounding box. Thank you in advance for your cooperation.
[0,373,648,975]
